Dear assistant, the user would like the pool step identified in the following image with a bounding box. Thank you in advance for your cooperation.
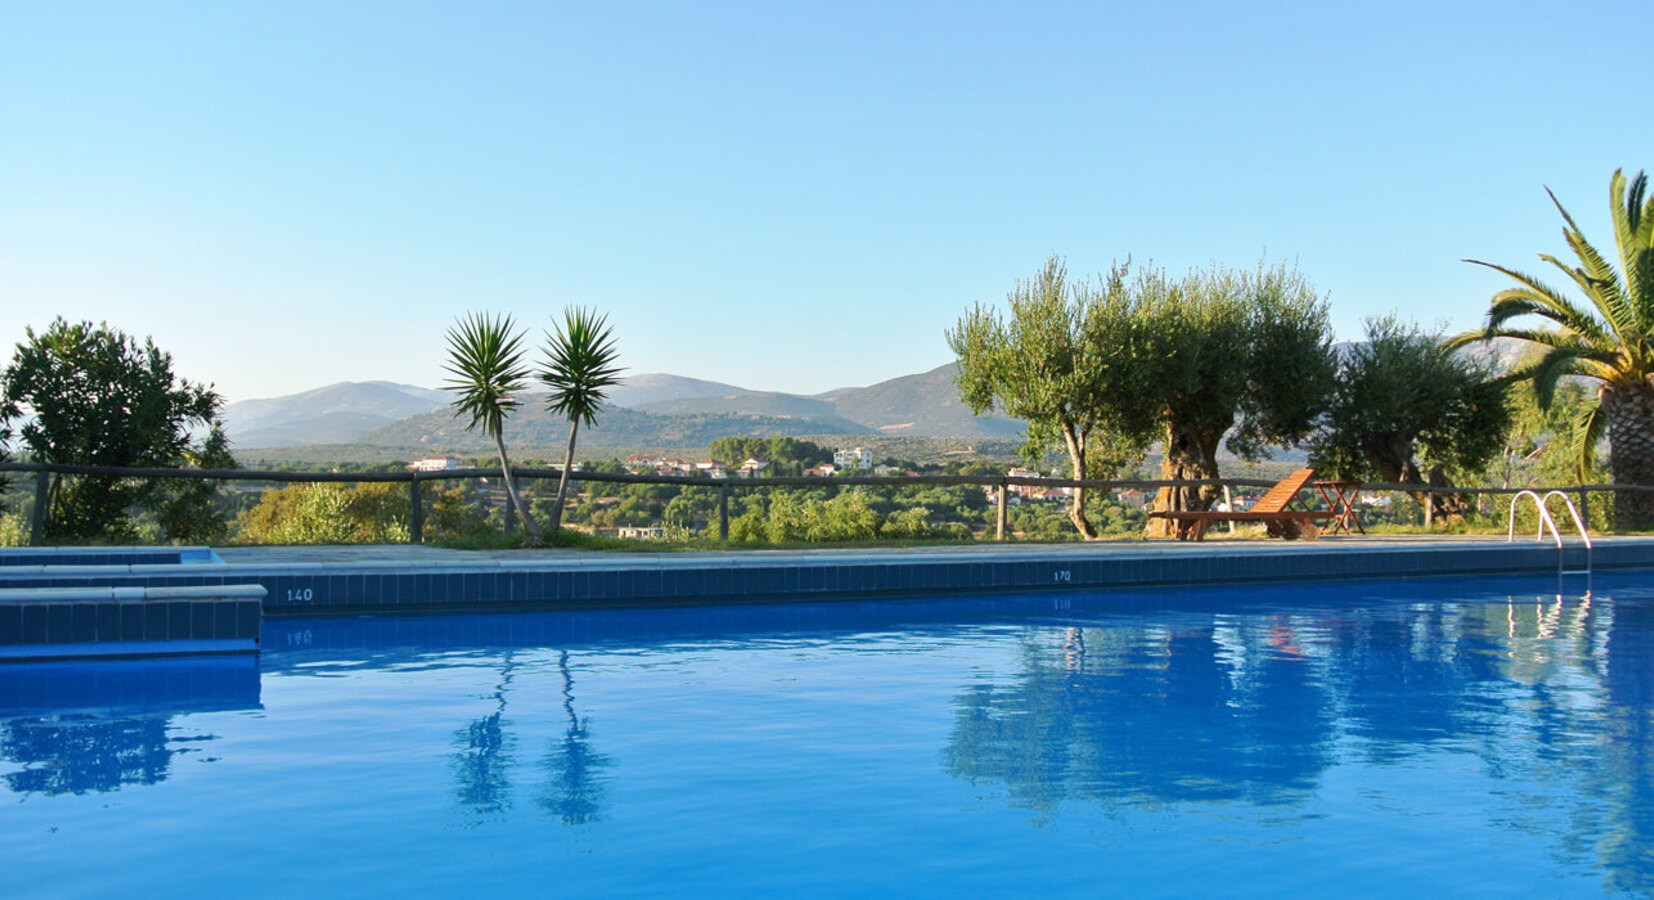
[0,584,265,662]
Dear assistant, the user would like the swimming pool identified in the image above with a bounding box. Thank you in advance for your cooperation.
[2,571,1649,897]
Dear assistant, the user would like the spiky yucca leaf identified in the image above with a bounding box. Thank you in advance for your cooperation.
[443,312,530,438]
[541,307,624,427]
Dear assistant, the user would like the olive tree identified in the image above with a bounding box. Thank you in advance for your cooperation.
[947,257,1159,538]
[950,257,1335,539]
[1309,317,1511,525]
[1131,262,1337,533]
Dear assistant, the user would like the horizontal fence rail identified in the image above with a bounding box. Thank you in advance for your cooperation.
[3,460,1649,547]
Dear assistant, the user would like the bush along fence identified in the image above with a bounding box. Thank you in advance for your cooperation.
[0,460,1643,547]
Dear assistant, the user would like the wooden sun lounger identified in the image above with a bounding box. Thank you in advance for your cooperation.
[1148,468,1333,541]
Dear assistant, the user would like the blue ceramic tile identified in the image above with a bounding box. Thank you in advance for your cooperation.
[71,603,97,643]
[0,605,21,645]
[22,605,48,643]
[143,603,168,641]
[120,604,145,641]
[47,604,73,643]
[191,602,214,638]
[237,600,261,638]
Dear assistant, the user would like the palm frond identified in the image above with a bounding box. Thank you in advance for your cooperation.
[1610,170,1654,344]
[541,307,624,427]
[1466,259,1614,346]
[1571,401,1606,483]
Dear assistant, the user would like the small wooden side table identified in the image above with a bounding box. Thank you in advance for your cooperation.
[1313,480,1365,535]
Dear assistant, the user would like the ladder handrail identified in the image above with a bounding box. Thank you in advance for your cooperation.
[1508,490,1593,580]
[1540,490,1592,550]
[1509,490,1563,548]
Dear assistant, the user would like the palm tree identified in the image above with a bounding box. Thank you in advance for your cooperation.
[540,307,622,535]
[442,312,543,545]
[1456,169,1654,529]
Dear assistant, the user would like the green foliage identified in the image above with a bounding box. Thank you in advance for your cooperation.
[234,481,490,544]
[443,312,530,440]
[152,427,238,542]
[0,514,24,547]
[540,307,624,430]
[948,257,1155,537]
[1131,261,1336,465]
[1310,317,1511,485]
[706,436,833,473]
[0,318,231,542]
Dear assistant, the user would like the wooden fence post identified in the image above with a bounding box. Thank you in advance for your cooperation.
[718,483,730,541]
[996,480,1009,542]
[408,475,424,544]
[30,469,48,546]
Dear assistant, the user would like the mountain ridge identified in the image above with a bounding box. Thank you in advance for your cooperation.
[224,363,1024,450]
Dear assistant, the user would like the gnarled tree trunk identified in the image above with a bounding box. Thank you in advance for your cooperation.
[1602,379,1654,531]
[1059,419,1098,540]
[1361,433,1469,526]
[1146,418,1223,538]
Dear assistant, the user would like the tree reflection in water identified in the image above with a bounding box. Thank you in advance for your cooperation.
[537,650,612,825]
[942,594,1654,892]
[945,615,1335,818]
[0,656,259,797]
[3,715,178,795]
[451,653,517,816]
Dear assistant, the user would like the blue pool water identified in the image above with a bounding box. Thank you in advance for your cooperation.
[2,572,1651,898]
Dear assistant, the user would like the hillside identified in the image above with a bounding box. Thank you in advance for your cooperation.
[223,381,448,447]
[815,363,1026,439]
[606,373,754,409]
[597,363,1028,440]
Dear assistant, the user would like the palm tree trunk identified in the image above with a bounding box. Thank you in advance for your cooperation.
[1146,417,1223,538]
[493,432,543,546]
[549,418,580,535]
[1603,379,1654,530]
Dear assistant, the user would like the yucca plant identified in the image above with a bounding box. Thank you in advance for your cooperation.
[1455,169,1654,529]
[540,307,623,535]
[443,312,543,546]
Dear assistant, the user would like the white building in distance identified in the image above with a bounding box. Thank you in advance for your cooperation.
[833,447,874,470]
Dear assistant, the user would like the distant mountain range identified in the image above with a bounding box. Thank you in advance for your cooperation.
[224,338,1533,454]
[223,364,1026,451]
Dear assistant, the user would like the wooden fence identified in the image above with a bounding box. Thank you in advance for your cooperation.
[0,460,1642,547]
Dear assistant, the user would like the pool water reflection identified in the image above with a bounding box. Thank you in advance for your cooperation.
[2,573,1650,898]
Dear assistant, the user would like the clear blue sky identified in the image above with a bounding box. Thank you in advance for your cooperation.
[3,1,1650,403]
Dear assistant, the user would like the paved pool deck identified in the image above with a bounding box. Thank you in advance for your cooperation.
[2,534,1636,618]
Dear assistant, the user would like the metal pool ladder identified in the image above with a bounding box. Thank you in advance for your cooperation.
[1508,489,1592,577]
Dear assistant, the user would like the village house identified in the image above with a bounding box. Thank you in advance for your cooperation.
[833,447,873,470]
[409,454,467,473]
[696,460,728,479]
[1112,488,1150,510]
